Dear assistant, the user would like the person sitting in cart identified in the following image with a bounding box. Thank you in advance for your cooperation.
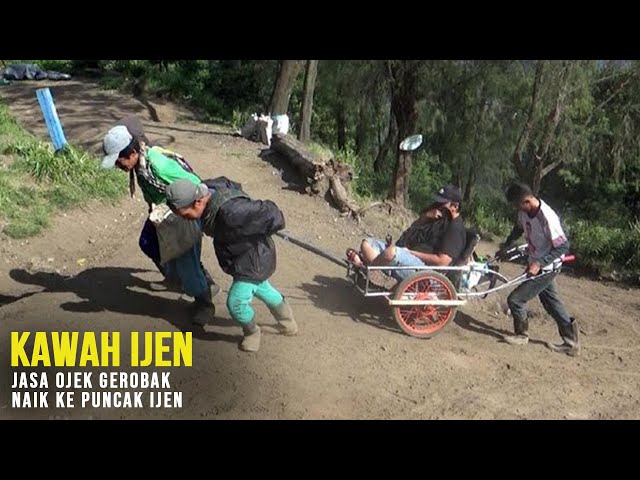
[346,184,467,281]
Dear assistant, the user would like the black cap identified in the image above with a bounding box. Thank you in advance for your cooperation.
[432,184,462,204]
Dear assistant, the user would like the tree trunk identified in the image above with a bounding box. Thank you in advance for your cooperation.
[463,155,477,204]
[391,150,413,206]
[335,100,346,150]
[387,61,420,207]
[373,112,397,174]
[270,133,325,182]
[512,60,545,181]
[271,134,359,217]
[355,102,367,156]
[269,60,303,116]
[531,63,571,194]
[299,60,319,143]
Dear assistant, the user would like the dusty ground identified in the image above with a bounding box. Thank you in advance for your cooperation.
[1,80,639,420]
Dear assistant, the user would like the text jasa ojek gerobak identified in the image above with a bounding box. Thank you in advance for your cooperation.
[9,332,191,409]
[11,332,192,367]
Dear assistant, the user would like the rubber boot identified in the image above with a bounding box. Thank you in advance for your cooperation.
[503,316,529,345]
[547,317,580,356]
[240,320,261,352]
[191,289,216,327]
[268,298,298,336]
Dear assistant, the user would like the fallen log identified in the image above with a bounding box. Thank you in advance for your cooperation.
[271,133,360,216]
[271,133,325,184]
[270,134,407,223]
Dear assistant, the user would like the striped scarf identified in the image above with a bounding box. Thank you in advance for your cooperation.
[130,145,199,198]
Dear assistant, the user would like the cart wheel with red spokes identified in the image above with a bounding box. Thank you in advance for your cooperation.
[391,270,458,338]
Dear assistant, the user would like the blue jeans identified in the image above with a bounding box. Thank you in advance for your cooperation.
[366,237,425,281]
[163,238,209,299]
[139,220,208,300]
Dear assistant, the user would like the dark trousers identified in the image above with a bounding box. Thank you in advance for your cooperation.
[507,271,572,335]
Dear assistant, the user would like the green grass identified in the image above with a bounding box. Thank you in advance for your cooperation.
[308,142,334,162]
[0,103,127,238]
[566,219,640,276]
[0,104,31,141]
[467,203,513,241]
[0,171,52,237]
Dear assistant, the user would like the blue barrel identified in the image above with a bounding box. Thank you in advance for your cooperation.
[36,88,68,151]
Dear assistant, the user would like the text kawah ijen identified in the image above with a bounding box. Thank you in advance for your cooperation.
[10,332,192,367]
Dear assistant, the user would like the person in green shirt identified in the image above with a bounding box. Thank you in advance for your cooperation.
[101,125,218,326]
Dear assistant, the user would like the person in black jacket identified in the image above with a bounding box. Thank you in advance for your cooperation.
[165,178,298,352]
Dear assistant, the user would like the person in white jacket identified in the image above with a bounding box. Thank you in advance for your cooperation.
[496,182,579,356]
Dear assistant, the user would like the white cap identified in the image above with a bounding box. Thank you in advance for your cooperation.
[101,125,133,168]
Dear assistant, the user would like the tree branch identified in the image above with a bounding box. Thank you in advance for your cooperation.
[584,73,635,128]
[541,158,564,177]
[536,64,570,161]
[512,60,545,178]
[531,62,572,192]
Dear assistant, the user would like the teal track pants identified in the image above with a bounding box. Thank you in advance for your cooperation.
[227,279,284,325]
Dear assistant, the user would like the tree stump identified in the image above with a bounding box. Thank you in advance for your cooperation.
[271,133,360,216]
